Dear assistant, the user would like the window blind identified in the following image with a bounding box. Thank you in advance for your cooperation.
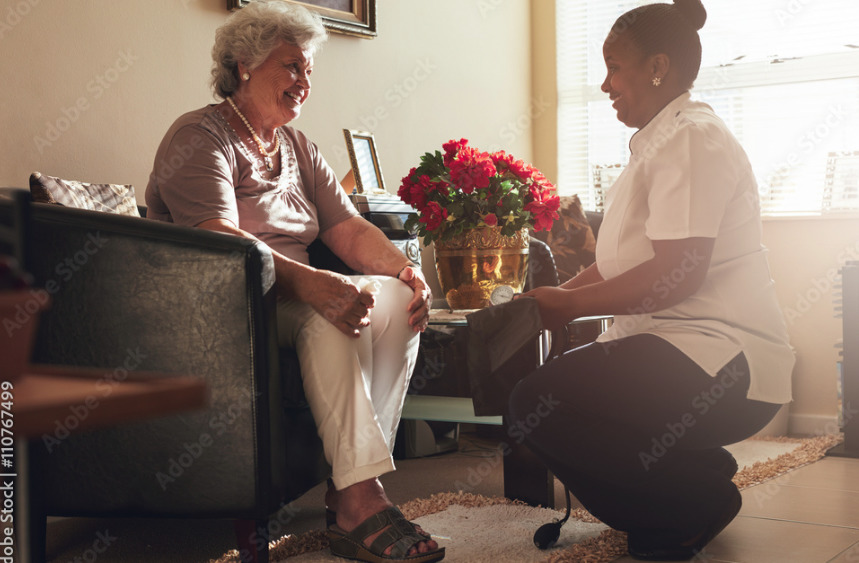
[557,1,859,216]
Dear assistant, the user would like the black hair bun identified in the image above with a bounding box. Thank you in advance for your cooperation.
[674,0,707,30]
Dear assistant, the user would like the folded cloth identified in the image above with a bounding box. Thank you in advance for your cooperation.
[465,297,545,416]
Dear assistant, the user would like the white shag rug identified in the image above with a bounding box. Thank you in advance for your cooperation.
[288,503,606,563]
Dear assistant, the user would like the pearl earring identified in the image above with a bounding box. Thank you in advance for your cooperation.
[652,76,662,87]
[242,72,250,81]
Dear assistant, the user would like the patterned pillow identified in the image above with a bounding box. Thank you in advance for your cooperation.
[530,194,596,283]
[28,172,140,217]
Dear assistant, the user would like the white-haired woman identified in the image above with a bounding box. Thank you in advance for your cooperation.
[145,2,442,562]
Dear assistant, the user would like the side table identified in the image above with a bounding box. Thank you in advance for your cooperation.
[402,308,555,508]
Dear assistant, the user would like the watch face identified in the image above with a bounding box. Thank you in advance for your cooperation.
[490,285,515,305]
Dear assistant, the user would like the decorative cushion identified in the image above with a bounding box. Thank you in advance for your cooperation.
[530,194,595,283]
[29,172,140,217]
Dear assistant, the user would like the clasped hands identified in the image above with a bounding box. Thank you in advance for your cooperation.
[303,267,432,337]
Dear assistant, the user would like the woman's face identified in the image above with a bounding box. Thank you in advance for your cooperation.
[601,32,661,129]
[242,41,313,127]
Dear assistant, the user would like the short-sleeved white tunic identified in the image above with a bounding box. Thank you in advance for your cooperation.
[595,92,794,404]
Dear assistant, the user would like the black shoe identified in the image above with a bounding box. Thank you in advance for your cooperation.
[627,488,741,561]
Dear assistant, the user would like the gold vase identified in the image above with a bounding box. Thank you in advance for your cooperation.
[434,227,530,310]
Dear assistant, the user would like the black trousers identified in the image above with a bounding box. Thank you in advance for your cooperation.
[508,333,780,538]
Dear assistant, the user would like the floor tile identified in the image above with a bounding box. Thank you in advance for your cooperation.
[705,517,859,563]
[828,539,859,562]
[740,482,859,528]
[613,517,859,563]
[770,457,859,494]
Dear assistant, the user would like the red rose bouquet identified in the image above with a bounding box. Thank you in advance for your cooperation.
[398,138,560,245]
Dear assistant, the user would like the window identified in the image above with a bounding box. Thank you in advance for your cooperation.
[557,1,859,216]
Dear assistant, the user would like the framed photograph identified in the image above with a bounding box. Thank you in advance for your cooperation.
[228,0,377,39]
[823,151,859,213]
[343,129,386,194]
[591,163,625,211]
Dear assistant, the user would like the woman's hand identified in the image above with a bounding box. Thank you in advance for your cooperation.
[398,266,432,332]
[518,285,575,331]
[295,269,375,338]
[521,238,715,330]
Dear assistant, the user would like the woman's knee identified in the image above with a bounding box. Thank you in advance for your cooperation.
[361,276,412,320]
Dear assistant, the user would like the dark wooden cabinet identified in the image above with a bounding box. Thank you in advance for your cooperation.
[829,261,859,457]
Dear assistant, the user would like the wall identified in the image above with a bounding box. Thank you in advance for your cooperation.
[763,216,859,435]
[0,0,531,296]
[0,0,531,202]
[530,1,557,185]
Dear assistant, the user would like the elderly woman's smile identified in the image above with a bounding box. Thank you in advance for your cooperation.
[238,41,313,132]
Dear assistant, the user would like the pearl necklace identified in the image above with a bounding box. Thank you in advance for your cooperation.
[226,96,280,172]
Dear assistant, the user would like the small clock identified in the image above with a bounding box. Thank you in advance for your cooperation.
[490,285,515,306]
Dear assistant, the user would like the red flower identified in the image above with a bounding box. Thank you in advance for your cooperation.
[397,168,420,205]
[524,185,560,232]
[442,138,468,166]
[509,159,536,182]
[490,151,513,172]
[419,201,448,232]
[449,147,495,194]
[492,151,537,183]
[399,170,450,211]
[399,138,559,244]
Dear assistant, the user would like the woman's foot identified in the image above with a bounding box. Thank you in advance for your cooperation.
[326,478,439,557]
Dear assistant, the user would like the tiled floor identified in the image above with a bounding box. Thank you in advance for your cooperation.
[613,454,859,563]
[45,432,859,562]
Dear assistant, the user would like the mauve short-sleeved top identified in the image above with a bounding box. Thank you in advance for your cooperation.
[145,105,358,265]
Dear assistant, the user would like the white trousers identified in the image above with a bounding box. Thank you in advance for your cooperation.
[277,275,420,490]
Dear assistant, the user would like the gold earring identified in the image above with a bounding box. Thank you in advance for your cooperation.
[652,76,662,87]
[242,72,250,81]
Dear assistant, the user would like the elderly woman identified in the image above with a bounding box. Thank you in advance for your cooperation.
[145,3,443,562]
[510,0,793,560]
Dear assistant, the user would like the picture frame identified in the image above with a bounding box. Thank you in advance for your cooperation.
[343,129,386,195]
[591,163,625,211]
[228,0,377,39]
[823,151,859,213]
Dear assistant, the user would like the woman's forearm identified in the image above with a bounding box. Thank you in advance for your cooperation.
[554,237,715,320]
[560,262,604,290]
[321,216,413,278]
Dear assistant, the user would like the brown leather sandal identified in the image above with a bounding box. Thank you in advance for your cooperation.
[326,508,432,542]
[327,506,445,563]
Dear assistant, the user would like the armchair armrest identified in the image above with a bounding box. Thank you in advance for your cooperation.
[26,203,287,518]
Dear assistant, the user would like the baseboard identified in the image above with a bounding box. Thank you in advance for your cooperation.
[789,412,840,436]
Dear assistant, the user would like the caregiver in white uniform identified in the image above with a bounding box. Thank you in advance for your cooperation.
[509,1,793,560]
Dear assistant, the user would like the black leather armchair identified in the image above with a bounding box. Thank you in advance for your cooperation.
[7,194,327,563]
